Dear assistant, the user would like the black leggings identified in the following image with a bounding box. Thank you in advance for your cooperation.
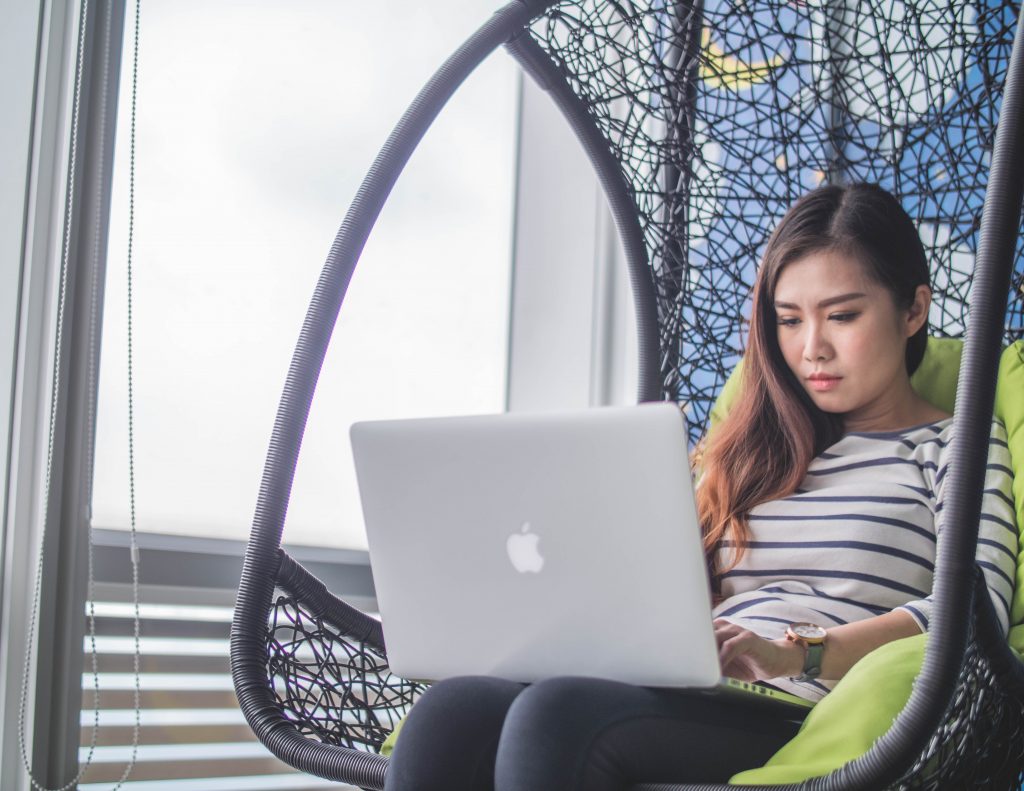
[384,675,805,791]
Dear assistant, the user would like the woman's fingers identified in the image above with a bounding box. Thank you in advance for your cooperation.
[714,619,785,682]
[716,624,775,681]
[718,630,757,665]
[713,619,747,648]
[719,637,759,681]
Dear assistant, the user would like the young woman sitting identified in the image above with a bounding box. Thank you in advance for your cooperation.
[383,181,1017,791]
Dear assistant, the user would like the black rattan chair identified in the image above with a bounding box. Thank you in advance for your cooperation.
[230,2,1024,789]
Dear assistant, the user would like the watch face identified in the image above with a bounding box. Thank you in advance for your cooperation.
[791,623,827,641]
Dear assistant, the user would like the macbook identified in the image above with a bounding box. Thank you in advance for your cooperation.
[350,402,813,714]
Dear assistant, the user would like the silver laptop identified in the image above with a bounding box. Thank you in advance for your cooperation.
[350,402,813,713]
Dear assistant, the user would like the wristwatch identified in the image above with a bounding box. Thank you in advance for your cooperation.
[786,622,828,682]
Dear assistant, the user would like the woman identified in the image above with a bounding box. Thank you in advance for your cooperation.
[384,182,1017,790]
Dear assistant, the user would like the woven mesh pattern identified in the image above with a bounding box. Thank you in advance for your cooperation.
[887,623,1024,790]
[530,0,1024,448]
[266,594,426,751]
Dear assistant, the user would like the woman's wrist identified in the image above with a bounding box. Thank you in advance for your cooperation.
[773,637,807,678]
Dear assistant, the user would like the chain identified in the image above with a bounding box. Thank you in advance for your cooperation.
[17,0,143,788]
[121,0,145,784]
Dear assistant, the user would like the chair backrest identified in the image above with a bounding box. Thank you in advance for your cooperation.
[528,0,1024,447]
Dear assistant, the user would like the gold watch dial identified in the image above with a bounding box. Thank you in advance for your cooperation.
[790,622,827,642]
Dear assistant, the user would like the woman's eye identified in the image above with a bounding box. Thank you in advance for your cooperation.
[829,312,860,322]
[776,317,800,327]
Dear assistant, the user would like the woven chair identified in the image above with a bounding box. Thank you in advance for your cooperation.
[230,1,1024,789]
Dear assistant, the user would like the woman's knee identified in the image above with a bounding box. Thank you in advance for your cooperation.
[393,675,524,748]
[413,675,522,715]
[495,677,637,791]
[385,676,523,791]
[503,676,646,737]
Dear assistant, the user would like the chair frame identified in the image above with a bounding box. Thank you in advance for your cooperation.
[230,2,1024,788]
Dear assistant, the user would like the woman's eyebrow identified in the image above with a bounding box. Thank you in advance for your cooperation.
[774,292,867,310]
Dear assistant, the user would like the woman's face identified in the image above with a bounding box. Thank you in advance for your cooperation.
[772,249,929,425]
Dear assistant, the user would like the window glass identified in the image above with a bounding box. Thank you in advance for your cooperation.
[92,1,517,549]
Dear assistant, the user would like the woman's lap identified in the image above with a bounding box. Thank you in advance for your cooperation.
[385,675,804,791]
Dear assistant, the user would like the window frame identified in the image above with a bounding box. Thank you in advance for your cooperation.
[0,0,128,787]
[507,74,638,412]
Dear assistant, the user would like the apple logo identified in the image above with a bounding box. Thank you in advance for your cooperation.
[506,522,544,573]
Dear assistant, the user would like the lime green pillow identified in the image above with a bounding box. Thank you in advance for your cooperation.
[999,342,1024,627]
[728,339,1024,785]
[729,633,927,785]
[380,716,404,758]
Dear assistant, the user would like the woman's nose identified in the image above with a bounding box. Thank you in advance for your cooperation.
[802,323,832,362]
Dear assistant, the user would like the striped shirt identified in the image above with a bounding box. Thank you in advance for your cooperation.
[711,417,1017,702]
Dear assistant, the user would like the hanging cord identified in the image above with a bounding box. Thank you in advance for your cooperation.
[18,0,143,788]
[120,0,145,782]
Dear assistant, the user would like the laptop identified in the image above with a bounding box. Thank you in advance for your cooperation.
[350,402,813,714]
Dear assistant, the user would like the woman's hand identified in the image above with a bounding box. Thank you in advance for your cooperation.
[713,618,803,682]
[714,610,922,683]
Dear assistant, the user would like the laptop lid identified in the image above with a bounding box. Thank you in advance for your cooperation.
[350,402,725,688]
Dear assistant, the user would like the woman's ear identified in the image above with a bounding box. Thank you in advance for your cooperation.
[905,285,931,336]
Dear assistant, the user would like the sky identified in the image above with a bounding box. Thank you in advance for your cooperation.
[91,1,519,550]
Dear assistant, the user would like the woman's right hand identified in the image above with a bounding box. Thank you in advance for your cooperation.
[713,618,803,682]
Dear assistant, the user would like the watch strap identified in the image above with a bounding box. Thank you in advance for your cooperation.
[794,641,824,682]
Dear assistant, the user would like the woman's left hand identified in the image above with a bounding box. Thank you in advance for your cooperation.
[713,618,802,682]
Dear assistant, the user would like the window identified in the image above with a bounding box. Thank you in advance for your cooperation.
[92,0,519,551]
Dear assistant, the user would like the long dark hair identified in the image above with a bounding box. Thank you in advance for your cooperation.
[695,182,931,585]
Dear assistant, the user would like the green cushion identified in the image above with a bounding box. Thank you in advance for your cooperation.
[729,627,1024,786]
[727,339,1024,784]
[999,342,1024,626]
[381,717,403,758]
[729,633,927,785]
[908,336,964,415]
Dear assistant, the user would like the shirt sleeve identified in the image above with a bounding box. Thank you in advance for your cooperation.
[894,418,1018,635]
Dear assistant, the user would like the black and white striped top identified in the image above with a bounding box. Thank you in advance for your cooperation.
[711,417,1017,702]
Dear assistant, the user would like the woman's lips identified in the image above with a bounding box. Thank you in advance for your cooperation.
[807,375,842,392]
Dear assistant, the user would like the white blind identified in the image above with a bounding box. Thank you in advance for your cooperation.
[78,586,359,791]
